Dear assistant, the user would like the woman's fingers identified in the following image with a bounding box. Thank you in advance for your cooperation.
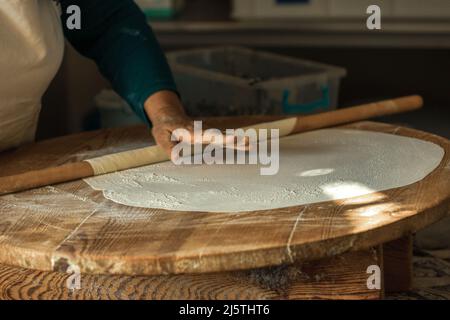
[175,123,250,149]
[153,121,257,163]
[152,127,178,160]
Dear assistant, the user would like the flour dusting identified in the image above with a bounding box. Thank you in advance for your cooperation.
[84,129,444,213]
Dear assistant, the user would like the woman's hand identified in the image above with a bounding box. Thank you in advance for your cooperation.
[144,90,197,159]
[145,90,243,160]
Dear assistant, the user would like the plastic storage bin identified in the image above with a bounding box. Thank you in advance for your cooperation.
[135,0,184,20]
[94,90,142,128]
[233,0,329,19]
[167,47,347,117]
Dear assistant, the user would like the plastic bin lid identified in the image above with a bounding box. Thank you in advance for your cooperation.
[94,90,133,113]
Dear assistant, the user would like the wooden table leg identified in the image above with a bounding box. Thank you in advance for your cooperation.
[382,235,413,293]
[283,247,383,300]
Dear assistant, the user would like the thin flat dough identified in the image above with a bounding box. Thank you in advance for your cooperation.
[85,129,444,213]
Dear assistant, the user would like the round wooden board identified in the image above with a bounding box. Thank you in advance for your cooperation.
[0,119,448,277]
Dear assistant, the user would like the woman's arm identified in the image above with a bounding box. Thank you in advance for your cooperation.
[60,0,189,156]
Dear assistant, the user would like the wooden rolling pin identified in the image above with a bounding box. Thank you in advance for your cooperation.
[0,95,423,196]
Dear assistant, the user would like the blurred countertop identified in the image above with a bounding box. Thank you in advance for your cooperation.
[152,19,450,48]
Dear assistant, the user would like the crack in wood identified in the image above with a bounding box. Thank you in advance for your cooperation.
[286,206,308,263]
[51,209,99,270]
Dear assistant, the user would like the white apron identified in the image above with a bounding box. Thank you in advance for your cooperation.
[0,0,64,151]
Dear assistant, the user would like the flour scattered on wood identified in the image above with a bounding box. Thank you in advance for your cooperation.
[84,129,444,213]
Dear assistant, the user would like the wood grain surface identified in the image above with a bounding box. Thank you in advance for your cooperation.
[0,247,382,300]
[0,119,448,277]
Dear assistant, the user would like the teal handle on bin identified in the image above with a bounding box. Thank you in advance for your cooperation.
[282,86,331,114]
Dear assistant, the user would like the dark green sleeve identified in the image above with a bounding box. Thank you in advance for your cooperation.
[60,0,178,124]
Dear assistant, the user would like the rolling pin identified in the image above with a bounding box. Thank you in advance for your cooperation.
[0,95,423,196]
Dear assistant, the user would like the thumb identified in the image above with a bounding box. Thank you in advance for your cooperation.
[152,127,178,160]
